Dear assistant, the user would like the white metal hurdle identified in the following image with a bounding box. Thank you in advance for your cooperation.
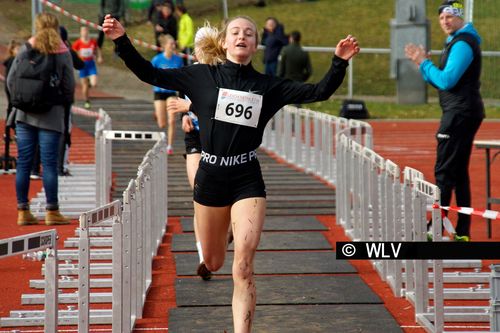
[492,265,500,331]
[76,133,167,332]
[0,130,168,331]
[95,109,113,207]
[0,230,58,332]
[411,179,445,333]
[2,105,498,331]
[76,134,167,332]
[261,106,372,187]
[262,106,498,332]
[78,200,122,333]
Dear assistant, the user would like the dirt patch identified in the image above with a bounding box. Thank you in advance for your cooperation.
[92,61,152,102]
[0,12,18,45]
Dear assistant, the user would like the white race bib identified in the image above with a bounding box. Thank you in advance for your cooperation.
[214,88,263,128]
[79,48,93,58]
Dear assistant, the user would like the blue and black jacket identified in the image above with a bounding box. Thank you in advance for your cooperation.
[420,23,484,119]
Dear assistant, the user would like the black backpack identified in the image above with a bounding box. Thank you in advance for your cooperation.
[10,43,64,113]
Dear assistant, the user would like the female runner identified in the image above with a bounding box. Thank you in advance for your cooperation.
[103,15,359,333]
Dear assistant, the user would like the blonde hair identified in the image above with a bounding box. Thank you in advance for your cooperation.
[194,23,226,65]
[220,15,259,47]
[33,12,61,54]
[158,34,175,48]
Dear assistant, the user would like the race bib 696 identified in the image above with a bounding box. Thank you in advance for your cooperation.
[214,88,263,128]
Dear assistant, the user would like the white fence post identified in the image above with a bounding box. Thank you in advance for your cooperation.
[78,201,122,333]
[0,230,58,332]
[413,179,444,333]
[492,264,500,331]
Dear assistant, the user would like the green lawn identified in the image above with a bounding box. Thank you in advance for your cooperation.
[2,0,498,118]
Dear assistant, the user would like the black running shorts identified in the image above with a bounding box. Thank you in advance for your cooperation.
[184,130,202,155]
[153,92,176,101]
[193,159,266,207]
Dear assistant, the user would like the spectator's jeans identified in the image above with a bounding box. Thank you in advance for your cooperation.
[265,61,278,76]
[16,122,61,210]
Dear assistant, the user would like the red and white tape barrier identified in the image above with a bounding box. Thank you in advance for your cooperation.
[432,203,500,221]
[41,0,102,31]
[425,204,456,234]
[71,105,101,119]
[40,0,194,59]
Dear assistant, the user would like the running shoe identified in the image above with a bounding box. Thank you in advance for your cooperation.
[58,169,72,177]
[197,262,212,281]
[166,146,173,155]
[454,234,470,242]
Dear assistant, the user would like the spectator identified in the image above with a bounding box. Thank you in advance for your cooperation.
[60,26,85,70]
[151,34,184,155]
[97,0,125,49]
[72,26,103,109]
[59,26,84,176]
[3,40,21,120]
[261,17,288,76]
[7,12,75,226]
[174,4,194,65]
[2,40,20,171]
[3,39,20,127]
[405,0,484,241]
[148,0,166,25]
[148,0,171,24]
[278,30,312,82]
[154,3,177,48]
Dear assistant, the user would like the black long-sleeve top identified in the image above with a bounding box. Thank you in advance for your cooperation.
[114,34,348,156]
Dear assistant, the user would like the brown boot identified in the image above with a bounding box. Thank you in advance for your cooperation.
[45,210,71,225]
[17,210,39,226]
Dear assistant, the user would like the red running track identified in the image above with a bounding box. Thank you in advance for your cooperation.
[0,119,498,332]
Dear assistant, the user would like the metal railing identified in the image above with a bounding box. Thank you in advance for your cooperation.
[77,132,167,332]
[95,109,113,207]
[96,130,165,206]
[261,105,372,187]
[261,105,498,333]
[78,200,122,333]
[412,179,444,333]
[0,230,58,332]
[492,265,500,331]
[0,117,168,331]
[1,105,498,332]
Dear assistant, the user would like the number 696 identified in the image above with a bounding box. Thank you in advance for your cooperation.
[226,103,252,119]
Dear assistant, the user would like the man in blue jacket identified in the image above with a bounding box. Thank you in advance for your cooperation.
[405,0,484,241]
[261,17,288,76]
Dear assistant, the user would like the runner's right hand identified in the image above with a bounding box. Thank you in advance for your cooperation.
[102,14,125,40]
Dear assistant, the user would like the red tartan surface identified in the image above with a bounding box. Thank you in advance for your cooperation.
[0,119,498,332]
